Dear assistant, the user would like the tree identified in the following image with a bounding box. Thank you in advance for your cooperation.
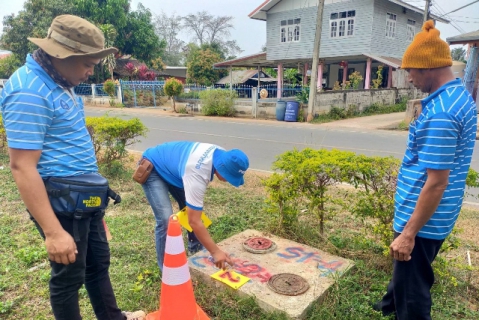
[1,0,165,71]
[74,0,129,31]
[121,4,166,64]
[186,47,225,86]
[451,47,467,63]
[150,57,165,72]
[0,54,22,78]
[99,24,118,80]
[182,11,212,46]
[154,11,185,66]
[0,0,76,61]
[182,11,242,59]
[284,68,300,85]
[163,78,183,112]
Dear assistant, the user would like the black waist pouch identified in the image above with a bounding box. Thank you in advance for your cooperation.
[44,173,121,218]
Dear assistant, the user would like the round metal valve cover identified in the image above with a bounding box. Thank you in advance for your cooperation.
[242,237,277,254]
[267,273,310,296]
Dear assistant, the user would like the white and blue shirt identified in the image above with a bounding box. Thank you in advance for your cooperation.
[144,141,221,211]
[0,55,97,177]
[395,79,477,240]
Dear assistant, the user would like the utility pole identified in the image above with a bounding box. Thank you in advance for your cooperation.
[423,0,431,23]
[307,0,325,122]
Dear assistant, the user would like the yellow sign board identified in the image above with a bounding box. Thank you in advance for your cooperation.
[175,208,212,232]
[211,270,250,290]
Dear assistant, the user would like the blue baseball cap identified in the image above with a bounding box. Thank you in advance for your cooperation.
[213,149,249,187]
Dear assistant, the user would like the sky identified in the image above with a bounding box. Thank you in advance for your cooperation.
[1,0,478,56]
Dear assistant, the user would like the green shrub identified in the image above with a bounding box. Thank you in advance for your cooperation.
[86,116,148,171]
[372,65,384,89]
[397,120,409,131]
[346,155,401,252]
[199,89,237,117]
[164,78,183,112]
[263,172,301,230]
[362,98,407,115]
[178,91,201,100]
[103,80,116,98]
[361,103,382,115]
[266,148,355,235]
[349,71,363,90]
[329,106,348,120]
[103,80,116,107]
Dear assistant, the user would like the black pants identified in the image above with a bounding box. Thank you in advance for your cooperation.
[378,232,444,320]
[32,212,124,320]
[167,183,202,250]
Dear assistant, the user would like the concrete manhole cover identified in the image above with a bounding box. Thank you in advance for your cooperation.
[242,237,277,254]
[267,273,310,296]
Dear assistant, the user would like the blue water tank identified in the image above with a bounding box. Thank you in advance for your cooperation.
[275,100,286,121]
[284,101,299,122]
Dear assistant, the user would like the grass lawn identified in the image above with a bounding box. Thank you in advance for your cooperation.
[0,151,478,319]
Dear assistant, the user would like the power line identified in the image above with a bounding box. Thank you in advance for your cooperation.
[432,1,467,34]
[439,0,479,17]
[449,15,479,20]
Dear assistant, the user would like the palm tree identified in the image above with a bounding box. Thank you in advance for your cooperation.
[99,24,118,80]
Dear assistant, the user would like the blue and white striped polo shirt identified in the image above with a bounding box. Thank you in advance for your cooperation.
[0,55,97,177]
[395,79,477,240]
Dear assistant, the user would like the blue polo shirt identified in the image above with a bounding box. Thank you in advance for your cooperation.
[394,79,477,240]
[144,141,219,210]
[0,55,97,177]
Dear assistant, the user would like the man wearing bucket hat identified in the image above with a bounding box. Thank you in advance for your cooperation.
[140,141,249,270]
[373,21,477,319]
[0,15,145,320]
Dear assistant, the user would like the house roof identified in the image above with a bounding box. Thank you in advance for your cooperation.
[214,52,310,68]
[165,66,187,70]
[214,52,402,69]
[447,30,479,45]
[249,0,449,23]
[164,66,187,78]
[363,53,402,69]
[216,69,276,85]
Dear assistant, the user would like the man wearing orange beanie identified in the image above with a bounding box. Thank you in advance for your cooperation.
[373,21,477,319]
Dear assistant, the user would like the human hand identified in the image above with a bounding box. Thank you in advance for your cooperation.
[45,229,78,265]
[389,233,415,261]
[211,249,233,270]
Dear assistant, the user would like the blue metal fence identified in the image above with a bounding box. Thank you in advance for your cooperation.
[120,80,165,107]
[74,83,118,97]
[74,84,92,96]
[74,81,305,107]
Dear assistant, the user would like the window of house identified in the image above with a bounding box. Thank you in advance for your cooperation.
[407,19,416,41]
[386,13,397,38]
[280,18,301,43]
[330,10,355,38]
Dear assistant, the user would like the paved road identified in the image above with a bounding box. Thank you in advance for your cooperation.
[85,108,479,203]
[85,108,479,172]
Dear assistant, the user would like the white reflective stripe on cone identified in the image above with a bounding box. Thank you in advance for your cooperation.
[162,264,191,286]
[165,234,185,255]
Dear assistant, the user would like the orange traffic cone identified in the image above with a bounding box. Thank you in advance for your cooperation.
[146,215,210,320]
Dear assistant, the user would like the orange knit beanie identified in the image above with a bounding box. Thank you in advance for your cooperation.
[401,20,452,69]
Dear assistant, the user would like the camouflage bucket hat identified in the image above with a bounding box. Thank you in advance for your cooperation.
[28,14,118,59]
